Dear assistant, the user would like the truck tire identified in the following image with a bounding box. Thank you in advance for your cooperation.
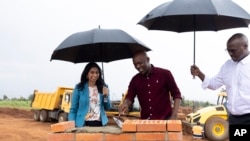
[40,110,48,122]
[33,110,40,121]
[205,116,229,141]
[58,113,68,122]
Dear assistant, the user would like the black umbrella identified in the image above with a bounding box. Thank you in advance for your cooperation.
[50,28,151,79]
[138,0,250,64]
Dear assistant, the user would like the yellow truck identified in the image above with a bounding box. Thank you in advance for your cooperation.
[31,87,73,122]
[31,87,140,123]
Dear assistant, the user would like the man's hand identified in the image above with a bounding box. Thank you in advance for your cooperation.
[118,103,129,115]
[190,65,205,81]
[118,99,131,115]
[169,98,181,120]
[169,113,178,120]
[190,65,200,76]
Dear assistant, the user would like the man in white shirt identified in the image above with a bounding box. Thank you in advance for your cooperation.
[190,33,250,125]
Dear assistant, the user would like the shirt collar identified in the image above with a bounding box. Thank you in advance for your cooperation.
[240,53,250,64]
[138,64,154,77]
[146,64,154,77]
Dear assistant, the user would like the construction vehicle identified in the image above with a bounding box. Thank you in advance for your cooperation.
[31,87,73,122]
[183,90,229,141]
[105,91,140,118]
[31,87,140,123]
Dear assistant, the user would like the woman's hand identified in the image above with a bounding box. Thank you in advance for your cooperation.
[102,86,109,96]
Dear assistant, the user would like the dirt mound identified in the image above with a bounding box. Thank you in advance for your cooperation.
[179,106,193,114]
[0,107,33,118]
[0,107,50,141]
[0,107,208,141]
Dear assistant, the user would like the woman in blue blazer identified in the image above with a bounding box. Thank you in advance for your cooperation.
[68,62,111,127]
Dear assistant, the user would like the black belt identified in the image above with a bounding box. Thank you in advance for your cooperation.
[85,120,102,127]
[231,113,250,118]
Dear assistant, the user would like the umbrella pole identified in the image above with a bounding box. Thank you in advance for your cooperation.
[100,42,105,81]
[192,31,196,80]
[193,30,196,65]
[101,62,105,81]
[193,16,196,79]
[193,15,196,65]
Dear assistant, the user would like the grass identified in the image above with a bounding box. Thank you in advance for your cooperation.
[0,100,31,109]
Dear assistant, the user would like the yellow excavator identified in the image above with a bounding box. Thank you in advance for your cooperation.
[183,90,229,141]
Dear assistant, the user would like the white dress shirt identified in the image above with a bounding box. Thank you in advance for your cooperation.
[202,54,250,115]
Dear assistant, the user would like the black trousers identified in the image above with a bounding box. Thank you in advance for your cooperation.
[229,113,250,125]
[85,120,102,127]
[229,113,250,140]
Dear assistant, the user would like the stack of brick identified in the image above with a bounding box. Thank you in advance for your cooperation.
[47,120,182,141]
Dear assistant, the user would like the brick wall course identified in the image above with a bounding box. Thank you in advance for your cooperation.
[105,133,135,141]
[51,121,75,133]
[47,120,183,141]
[135,132,167,141]
[122,120,138,132]
[167,132,183,141]
[76,133,104,141]
[47,133,75,141]
[166,120,182,132]
[136,120,167,132]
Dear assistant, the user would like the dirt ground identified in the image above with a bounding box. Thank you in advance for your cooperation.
[0,107,209,141]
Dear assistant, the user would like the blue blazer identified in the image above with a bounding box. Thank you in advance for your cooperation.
[68,82,111,127]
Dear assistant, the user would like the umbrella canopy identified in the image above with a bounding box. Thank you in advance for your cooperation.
[51,28,151,63]
[138,0,250,64]
[50,28,151,80]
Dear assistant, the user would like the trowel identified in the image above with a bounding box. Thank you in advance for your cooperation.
[113,114,123,128]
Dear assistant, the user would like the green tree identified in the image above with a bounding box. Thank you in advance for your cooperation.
[3,95,8,100]
[28,94,34,101]
[18,96,27,101]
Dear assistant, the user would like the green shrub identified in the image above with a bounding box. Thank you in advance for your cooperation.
[0,100,31,109]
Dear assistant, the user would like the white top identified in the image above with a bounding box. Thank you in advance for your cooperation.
[202,54,250,115]
[85,86,101,121]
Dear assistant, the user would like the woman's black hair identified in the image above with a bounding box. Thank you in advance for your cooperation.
[77,62,105,93]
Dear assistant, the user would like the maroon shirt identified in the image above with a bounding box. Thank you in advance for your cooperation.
[126,65,182,119]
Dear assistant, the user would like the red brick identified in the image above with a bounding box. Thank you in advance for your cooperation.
[76,133,104,141]
[105,133,135,141]
[167,132,183,141]
[136,132,166,141]
[51,121,75,133]
[166,120,182,131]
[122,120,138,132]
[47,133,74,141]
[137,120,167,132]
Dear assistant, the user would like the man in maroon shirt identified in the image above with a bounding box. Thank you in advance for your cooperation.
[119,51,182,120]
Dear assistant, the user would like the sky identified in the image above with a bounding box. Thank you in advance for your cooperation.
[0,0,250,104]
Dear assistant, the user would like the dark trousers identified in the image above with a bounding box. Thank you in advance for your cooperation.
[229,113,250,125]
[229,113,250,141]
[85,120,102,127]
